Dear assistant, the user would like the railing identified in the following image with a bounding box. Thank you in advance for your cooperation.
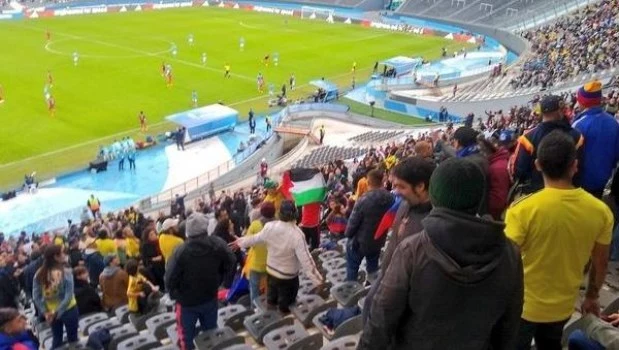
[137,103,350,210]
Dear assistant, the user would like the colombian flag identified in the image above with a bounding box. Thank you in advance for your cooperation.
[374,195,402,240]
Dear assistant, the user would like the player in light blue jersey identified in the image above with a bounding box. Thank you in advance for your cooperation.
[171,42,178,57]
[268,83,275,96]
[239,37,245,51]
[201,52,207,65]
[188,33,194,46]
[192,90,198,107]
[43,84,51,103]
[273,52,279,67]
[72,51,79,66]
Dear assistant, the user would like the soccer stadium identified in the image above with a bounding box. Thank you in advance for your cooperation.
[1,0,619,347]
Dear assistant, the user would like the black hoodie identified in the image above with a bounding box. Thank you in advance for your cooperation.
[164,235,236,307]
[359,208,523,350]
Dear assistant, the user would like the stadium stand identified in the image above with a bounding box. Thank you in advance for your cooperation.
[293,146,366,169]
[347,131,403,144]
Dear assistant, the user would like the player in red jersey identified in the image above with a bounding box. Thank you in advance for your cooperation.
[48,95,55,117]
[46,29,51,42]
[263,54,270,67]
[47,70,53,87]
[166,71,173,87]
[138,111,147,131]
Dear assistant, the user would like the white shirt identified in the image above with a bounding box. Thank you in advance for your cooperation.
[238,221,323,285]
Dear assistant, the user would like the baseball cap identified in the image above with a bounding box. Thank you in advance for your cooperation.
[161,218,179,232]
[540,95,563,113]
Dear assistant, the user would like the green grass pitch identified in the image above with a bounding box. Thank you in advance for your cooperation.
[0,7,460,188]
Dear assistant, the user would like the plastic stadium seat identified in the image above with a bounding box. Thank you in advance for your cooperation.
[253,295,269,313]
[193,326,244,350]
[561,315,586,346]
[145,312,175,334]
[151,345,177,350]
[318,250,342,263]
[116,333,159,350]
[78,312,109,332]
[108,324,139,350]
[165,323,178,346]
[322,258,347,272]
[86,318,121,335]
[221,345,253,350]
[604,297,619,315]
[56,340,90,350]
[357,297,366,311]
[218,304,254,331]
[290,294,336,327]
[313,311,363,341]
[243,311,294,345]
[319,335,360,350]
[326,268,347,286]
[38,328,53,344]
[236,294,251,308]
[263,321,322,350]
[114,305,130,323]
[330,282,368,307]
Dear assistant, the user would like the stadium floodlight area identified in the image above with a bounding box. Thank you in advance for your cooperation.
[301,6,335,23]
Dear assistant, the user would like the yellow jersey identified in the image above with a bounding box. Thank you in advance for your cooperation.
[159,234,184,263]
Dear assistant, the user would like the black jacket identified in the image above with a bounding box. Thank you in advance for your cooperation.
[360,208,523,350]
[0,268,20,309]
[164,235,236,307]
[345,188,394,256]
[74,279,103,316]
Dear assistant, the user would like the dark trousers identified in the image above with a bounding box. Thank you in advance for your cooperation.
[301,226,320,251]
[129,159,135,170]
[346,241,379,282]
[51,306,79,349]
[118,158,124,171]
[362,271,383,324]
[175,300,218,350]
[516,318,570,350]
[267,274,299,313]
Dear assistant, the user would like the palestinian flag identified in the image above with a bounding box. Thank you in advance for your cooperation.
[281,168,327,206]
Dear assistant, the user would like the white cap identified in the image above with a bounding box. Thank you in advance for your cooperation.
[161,218,179,232]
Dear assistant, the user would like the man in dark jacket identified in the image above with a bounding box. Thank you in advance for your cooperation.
[73,266,103,316]
[359,158,523,350]
[165,213,236,350]
[512,94,584,195]
[362,156,435,321]
[345,169,394,282]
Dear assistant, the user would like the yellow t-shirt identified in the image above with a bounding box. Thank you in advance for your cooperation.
[126,238,140,258]
[246,220,267,273]
[127,273,147,312]
[505,187,613,322]
[96,238,117,257]
[159,234,184,263]
[264,191,284,214]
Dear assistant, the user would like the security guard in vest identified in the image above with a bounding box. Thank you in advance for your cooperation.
[87,194,101,219]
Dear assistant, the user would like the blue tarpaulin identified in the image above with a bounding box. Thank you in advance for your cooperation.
[380,56,422,76]
[165,104,238,142]
[309,80,338,102]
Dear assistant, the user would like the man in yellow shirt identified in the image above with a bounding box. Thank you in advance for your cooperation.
[505,130,612,349]
[158,218,184,263]
[244,202,275,306]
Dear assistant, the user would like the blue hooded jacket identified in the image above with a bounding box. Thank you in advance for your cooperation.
[573,107,619,194]
[0,330,38,350]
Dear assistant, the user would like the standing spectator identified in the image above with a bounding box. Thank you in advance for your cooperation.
[84,242,104,289]
[478,134,511,220]
[505,131,612,349]
[113,231,127,267]
[231,200,323,314]
[0,308,38,350]
[99,254,129,311]
[158,218,183,263]
[87,194,101,219]
[359,158,523,349]
[319,125,325,144]
[573,81,619,197]
[212,219,241,288]
[95,230,116,257]
[73,266,103,316]
[175,128,185,151]
[260,158,269,184]
[165,213,236,350]
[33,245,79,349]
[363,156,435,321]
[511,95,584,196]
[245,202,275,305]
[248,108,255,134]
[299,202,321,251]
[0,256,21,309]
[123,226,140,260]
[345,169,394,282]
[140,229,165,290]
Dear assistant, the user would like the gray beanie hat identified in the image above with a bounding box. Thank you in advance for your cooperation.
[185,213,209,238]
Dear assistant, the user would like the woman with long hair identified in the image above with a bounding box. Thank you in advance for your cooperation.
[140,228,165,290]
[32,245,79,349]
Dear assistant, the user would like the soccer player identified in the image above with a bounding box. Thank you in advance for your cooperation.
[165,64,173,87]
[187,33,194,46]
[239,37,245,51]
[48,95,56,117]
[201,52,207,65]
[0,84,4,104]
[352,61,357,73]
[43,84,51,103]
[224,63,231,78]
[46,29,51,42]
[192,90,198,107]
[171,42,178,57]
[263,54,270,67]
[138,111,147,131]
[161,61,166,76]
[73,51,79,66]
[47,70,53,87]
[257,72,264,93]
[273,52,279,67]
[289,73,296,91]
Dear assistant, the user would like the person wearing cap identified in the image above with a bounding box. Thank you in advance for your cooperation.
[158,217,183,263]
[263,179,285,214]
[99,254,129,311]
[505,131,612,349]
[0,308,38,350]
[359,158,523,350]
[230,200,323,314]
[165,213,236,350]
[511,94,584,197]
[573,80,619,198]
[243,202,276,306]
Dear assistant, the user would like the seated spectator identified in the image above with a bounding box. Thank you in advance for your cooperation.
[99,254,129,311]
[359,158,523,349]
[126,259,159,315]
[0,308,38,350]
[73,266,103,316]
[568,313,619,349]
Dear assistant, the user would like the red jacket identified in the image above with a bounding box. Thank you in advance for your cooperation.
[487,148,511,220]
